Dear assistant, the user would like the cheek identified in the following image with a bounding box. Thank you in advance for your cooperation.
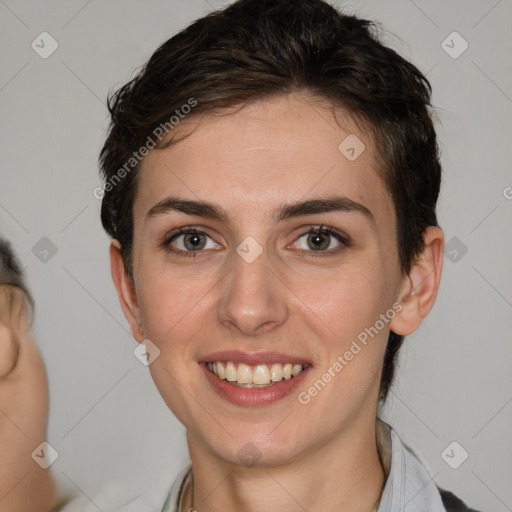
[137,263,199,332]
[301,265,389,337]
[297,272,391,403]
[135,263,219,370]
[300,267,393,400]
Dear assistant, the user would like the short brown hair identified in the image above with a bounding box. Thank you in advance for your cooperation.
[99,0,441,401]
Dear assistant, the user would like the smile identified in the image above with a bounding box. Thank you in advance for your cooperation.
[206,361,307,388]
[200,351,312,406]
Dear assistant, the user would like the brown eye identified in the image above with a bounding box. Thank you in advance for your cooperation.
[306,232,331,251]
[164,228,220,256]
[292,226,350,254]
[182,232,207,251]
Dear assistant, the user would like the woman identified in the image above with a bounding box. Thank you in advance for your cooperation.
[0,238,58,512]
[98,1,480,509]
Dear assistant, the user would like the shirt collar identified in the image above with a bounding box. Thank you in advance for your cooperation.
[161,419,446,512]
[375,419,446,511]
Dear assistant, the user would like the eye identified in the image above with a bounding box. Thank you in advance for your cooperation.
[291,225,350,254]
[163,228,220,256]
[162,225,349,258]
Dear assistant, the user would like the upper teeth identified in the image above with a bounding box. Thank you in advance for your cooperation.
[207,361,305,386]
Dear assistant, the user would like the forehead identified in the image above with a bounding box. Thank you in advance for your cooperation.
[134,94,394,229]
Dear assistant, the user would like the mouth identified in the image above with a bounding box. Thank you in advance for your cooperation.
[199,351,312,406]
[205,361,309,388]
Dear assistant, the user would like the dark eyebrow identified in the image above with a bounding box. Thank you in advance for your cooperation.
[278,196,374,223]
[146,197,230,223]
[145,195,374,224]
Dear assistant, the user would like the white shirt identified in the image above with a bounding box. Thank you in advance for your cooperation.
[60,419,447,512]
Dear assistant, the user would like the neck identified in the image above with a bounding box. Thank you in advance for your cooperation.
[186,416,385,512]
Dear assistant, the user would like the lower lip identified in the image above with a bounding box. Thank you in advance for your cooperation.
[201,363,311,407]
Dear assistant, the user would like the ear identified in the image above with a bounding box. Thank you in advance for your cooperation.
[109,240,144,343]
[390,226,444,336]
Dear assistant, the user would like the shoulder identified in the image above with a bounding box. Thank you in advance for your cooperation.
[438,487,483,512]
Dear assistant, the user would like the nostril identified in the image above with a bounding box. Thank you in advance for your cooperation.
[0,323,19,377]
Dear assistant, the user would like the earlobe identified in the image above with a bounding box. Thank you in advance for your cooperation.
[109,240,145,343]
[390,226,445,336]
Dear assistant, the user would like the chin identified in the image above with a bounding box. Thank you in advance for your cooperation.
[201,425,309,469]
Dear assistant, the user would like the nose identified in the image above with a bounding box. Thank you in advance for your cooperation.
[217,244,288,336]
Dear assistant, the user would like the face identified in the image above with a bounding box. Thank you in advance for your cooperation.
[0,286,48,441]
[117,94,411,467]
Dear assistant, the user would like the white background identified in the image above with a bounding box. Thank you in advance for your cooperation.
[1,0,511,510]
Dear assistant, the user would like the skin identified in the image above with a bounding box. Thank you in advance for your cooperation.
[111,93,444,512]
[0,286,58,512]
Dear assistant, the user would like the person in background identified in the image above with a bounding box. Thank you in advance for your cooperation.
[0,238,59,512]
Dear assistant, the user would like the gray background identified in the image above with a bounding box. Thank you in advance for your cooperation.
[1,0,511,510]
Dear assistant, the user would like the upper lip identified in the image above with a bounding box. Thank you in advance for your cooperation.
[199,350,311,366]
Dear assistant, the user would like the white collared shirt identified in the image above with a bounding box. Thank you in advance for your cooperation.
[159,419,447,512]
[374,419,447,511]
